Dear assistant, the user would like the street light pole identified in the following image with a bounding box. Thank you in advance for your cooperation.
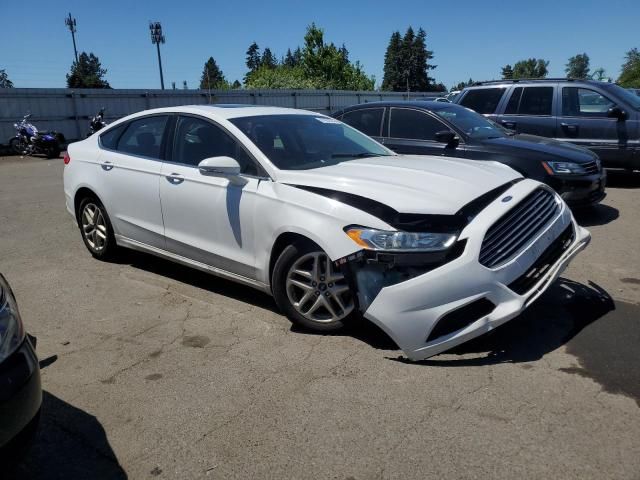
[65,13,78,63]
[149,22,165,90]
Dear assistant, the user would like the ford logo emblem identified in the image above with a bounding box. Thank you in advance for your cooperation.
[501,196,513,203]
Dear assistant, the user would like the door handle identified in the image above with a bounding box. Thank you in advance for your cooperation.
[501,120,516,129]
[101,161,114,171]
[561,123,579,134]
[165,173,184,184]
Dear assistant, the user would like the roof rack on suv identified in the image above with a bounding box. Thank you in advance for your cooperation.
[471,78,586,86]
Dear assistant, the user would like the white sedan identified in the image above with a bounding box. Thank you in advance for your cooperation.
[63,105,590,361]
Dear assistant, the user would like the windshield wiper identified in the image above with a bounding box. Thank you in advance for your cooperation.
[331,152,388,159]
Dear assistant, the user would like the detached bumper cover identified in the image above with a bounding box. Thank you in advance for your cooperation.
[363,181,590,361]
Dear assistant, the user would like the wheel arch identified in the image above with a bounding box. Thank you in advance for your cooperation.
[73,186,105,226]
[268,231,321,287]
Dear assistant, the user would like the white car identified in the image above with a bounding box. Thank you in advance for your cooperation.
[63,105,590,361]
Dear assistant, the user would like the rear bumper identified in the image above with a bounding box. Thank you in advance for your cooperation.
[0,337,42,452]
[363,181,590,361]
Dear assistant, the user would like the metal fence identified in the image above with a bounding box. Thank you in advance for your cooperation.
[0,88,443,143]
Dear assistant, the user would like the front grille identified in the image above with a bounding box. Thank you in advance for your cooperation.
[508,224,574,295]
[426,298,496,343]
[582,160,599,175]
[479,188,561,268]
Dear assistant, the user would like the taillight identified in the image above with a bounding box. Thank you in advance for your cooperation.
[63,152,71,165]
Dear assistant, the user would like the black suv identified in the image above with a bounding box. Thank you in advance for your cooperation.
[334,101,606,207]
[455,79,640,170]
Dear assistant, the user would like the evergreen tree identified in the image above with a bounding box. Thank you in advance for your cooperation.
[382,27,437,91]
[231,79,242,89]
[0,69,13,88]
[512,58,549,79]
[501,64,514,80]
[565,53,590,79]
[199,56,227,89]
[453,78,475,91]
[67,52,110,88]
[618,48,640,88]
[261,48,277,69]
[246,42,261,71]
[412,28,436,91]
[284,48,296,67]
[382,31,402,90]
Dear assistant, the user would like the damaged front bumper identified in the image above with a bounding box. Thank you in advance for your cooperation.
[340,186,590,361]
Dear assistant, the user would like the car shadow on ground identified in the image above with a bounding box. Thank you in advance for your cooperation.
[573,203,619,227]
[390,278,614,366]
[10,392,127,480]
[605,169,640,189]
[115,249,279,313]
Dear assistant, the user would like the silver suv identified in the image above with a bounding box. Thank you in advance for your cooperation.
[455,79,640,170]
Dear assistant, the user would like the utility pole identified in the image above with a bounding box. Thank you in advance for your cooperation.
[65,13,78,63]
[149,22,165,90]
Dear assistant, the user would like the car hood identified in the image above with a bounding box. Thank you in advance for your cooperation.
[480,134,597,162]
[275,155,521,215]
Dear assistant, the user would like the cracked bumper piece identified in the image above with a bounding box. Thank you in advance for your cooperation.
[362,202,590,362]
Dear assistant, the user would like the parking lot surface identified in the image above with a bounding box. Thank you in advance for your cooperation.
[1,155,639,479]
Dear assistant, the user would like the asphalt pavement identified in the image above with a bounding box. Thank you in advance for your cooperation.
[1,155,639,479]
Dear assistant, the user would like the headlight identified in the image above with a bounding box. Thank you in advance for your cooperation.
[542,161,587,175]
[345,227,457,252]
[0,275,25,363]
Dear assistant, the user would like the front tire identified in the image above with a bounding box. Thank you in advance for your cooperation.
[9,137,24,155]
[45,145,60,159]
[77,197,118,260]
[272,242,355,332]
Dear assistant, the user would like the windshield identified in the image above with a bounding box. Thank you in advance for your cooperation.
[229,114,392,170]
[434,106,506,139]
[602,83,640,110]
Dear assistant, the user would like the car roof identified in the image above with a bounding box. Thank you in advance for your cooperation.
[123,104,323,121]
[337,100,465,113]
[462,78,608,89]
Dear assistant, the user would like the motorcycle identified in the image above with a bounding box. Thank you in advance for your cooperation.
[9,114,64,159]
[88,108,107,136]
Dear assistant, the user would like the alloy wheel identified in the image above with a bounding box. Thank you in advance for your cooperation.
[285,251,354,323]
[81,203,108,252]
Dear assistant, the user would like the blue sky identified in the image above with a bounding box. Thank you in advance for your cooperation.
[1,0,638,90]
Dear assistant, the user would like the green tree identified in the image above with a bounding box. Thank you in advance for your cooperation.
[301,23,374,90]
[382,31,402,90]
[501,64,513,80]
[590,67,607,81]
[0,69,14,88]
[512,58,549,79]
[565,53,590,79]
[231,79,242,89]
[67,52,110,88]
[245,65,317,89]
[261,48,278,69]
[382,27,438,91]
[199,56,228,90]
[618,48,640,88]
[452,78,475,91]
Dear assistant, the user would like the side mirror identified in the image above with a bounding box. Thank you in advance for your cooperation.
[198,156,241,176]
[434,130,458,147]
[607,106,628,121]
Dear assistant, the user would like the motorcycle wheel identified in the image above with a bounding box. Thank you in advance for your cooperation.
[45,145,61,159]
[9,138,24,155]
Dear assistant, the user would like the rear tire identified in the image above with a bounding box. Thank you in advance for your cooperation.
[77,197,118,260]
[45,145,60,159]
[272,241,355,332]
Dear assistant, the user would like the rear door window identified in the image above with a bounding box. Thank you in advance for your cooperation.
[340,108,384,136]
[116,116,169,159]
[389,108,447,141]
[459,88,505,114]
[504,87,553,116]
